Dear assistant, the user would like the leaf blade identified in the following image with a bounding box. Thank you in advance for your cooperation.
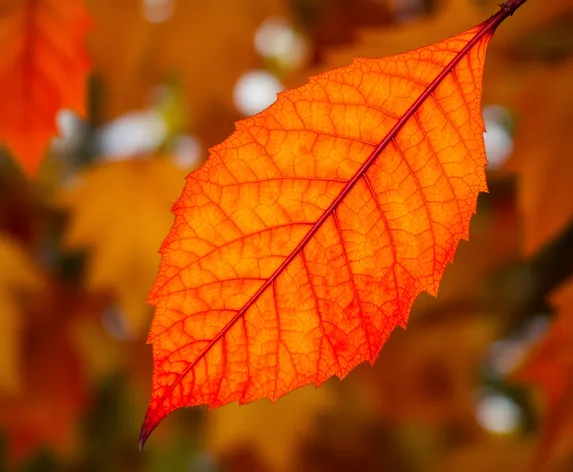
[140,6,521,447]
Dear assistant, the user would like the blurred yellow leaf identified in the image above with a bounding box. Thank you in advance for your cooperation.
[207,385,335,472]
[0,233,42,394]
[56,157,190,335]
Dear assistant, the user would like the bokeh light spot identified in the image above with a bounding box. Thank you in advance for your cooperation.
[476,392,522,434]
[483,105,514,169]
[143,0,174,23]
[98,111,168,159]
[52,109,86,154]
[172,135,202,170]
[254,17,307,69]
[233,70,283,116]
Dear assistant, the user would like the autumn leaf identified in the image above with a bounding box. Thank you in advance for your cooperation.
[140,1,529,446]
[0,233,43,395]
[56,156,190,335]
[0,0,90,175]
[514,280,573,470]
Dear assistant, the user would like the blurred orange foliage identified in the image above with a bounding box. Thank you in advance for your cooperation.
[0,0,571,471]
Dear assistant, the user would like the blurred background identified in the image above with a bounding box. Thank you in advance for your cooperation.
[0,0,572,470]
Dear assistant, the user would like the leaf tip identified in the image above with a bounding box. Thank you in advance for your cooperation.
[138,412,157,451]
[138,429,148,452]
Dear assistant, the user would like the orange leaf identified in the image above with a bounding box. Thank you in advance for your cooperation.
[0,0,90,175]
[514,280,573,469]
[140,0,528,446]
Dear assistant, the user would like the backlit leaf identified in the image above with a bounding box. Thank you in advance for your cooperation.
[0,0,90,175]
[140,1,528,445]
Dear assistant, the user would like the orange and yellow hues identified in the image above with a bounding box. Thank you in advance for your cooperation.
[0,0,90,175]
[141,2,526,446]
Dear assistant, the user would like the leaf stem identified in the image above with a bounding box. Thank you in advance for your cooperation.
[499,0,529,16]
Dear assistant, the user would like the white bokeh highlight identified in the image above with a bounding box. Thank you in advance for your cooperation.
[483,105,514,170]
[476,392,522,434]
[233,70,283,116]
[143,0,174,23]
[255,17,307,69]
[52,109,86,154]
[172,135,203,170]
[98,111,168,159]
